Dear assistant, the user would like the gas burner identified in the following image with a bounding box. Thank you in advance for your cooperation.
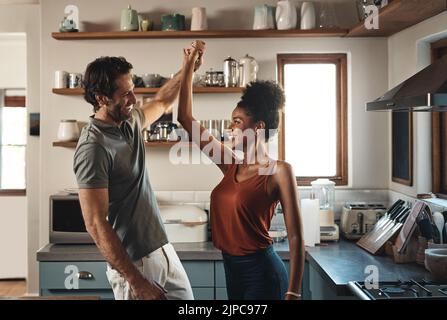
[348,280,447,300]
[382,287,406,294]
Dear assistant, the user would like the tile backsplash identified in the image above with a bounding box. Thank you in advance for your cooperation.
[155,189,391,225]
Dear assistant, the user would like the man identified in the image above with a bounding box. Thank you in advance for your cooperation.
[73,43,203,300]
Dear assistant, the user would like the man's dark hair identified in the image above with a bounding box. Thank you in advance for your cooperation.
[83,56,133,112]
[237,80,285,141]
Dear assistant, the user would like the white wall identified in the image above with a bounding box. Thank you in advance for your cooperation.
[388,11,447,197]
[0,3,40,294]
[0,34,26,88]
[0,198,27,278]
[0,33,27,279]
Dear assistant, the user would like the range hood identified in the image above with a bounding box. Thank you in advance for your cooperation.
[367,54,447,112]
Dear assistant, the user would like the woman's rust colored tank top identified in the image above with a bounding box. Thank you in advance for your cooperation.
[210,164,279,256]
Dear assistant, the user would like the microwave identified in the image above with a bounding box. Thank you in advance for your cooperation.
[49,194,94,244]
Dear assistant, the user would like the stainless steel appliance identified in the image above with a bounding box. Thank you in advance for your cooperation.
[340,203,386,240]
[50,194,93,244]
[367,54,447,112]
[348,280,447,300]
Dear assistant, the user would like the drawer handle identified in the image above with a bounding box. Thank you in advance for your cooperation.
[77,271,94,280]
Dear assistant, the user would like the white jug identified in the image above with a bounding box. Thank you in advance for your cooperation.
[238,54,259,87]
[301,2,316,30]
[57,120,80,141]
[276,0,297,30]
[253,4,275,30]
[191,7,207,31]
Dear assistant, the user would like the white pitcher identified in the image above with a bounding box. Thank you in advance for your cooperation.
[191,7,207,31]
[275,0,297,30]
[301,2,316,30]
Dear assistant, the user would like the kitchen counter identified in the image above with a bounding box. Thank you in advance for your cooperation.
[36,241,291,261]
[37,240,432,297]
[305,240,432,296]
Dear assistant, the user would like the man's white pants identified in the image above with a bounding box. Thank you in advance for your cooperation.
[106,243,194,300]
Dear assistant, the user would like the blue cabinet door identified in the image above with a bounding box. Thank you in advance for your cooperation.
[39,262,113,299]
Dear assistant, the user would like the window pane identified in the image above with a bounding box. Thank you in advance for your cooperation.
[1,146,25,189]
[1,107,27,145]
[284,64,337,176]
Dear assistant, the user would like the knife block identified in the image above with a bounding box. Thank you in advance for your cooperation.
[385,233,418,264]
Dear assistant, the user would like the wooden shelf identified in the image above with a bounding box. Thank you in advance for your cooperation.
[53,140,191,148]
[52,87,244,95]
[53,141,77,148]
[347,0,447,37]
[51,28,348,40]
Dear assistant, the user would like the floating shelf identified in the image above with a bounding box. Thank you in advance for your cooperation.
[347,0,447,37]
[51,28,349,40]
[52,87,244,95]
[53,140,191,148]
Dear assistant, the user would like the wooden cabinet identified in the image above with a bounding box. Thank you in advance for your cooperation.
[39,259,301,300]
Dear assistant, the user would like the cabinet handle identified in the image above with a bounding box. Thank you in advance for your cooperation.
[77,271,94,280]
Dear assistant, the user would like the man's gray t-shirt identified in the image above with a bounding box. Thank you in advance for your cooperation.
[73,108,168,261]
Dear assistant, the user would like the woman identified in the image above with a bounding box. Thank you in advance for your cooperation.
[178,41,305,300]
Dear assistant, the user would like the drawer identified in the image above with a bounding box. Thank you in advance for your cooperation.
[192,287,215,300]
[40,262,111,290]
[41,289,114,300]
[182,261,214,287]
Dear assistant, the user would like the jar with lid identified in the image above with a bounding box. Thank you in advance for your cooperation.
[223,56,238,87]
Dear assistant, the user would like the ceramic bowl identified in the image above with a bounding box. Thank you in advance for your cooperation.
[425,248,447,281]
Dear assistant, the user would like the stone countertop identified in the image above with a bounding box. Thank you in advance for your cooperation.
[305,240,432,295]
[37,240,432,296]
[36,241,291,262]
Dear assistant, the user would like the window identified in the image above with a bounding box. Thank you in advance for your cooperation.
[277,54,348,186]
[431,39,447,198]
[0,90,26,195]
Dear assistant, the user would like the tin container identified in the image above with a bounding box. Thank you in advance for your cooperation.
[223,56,238,87]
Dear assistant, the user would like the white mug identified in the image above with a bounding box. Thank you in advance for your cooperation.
[57,120,80,141]
[191,7,207,31]
[54,70,68,88]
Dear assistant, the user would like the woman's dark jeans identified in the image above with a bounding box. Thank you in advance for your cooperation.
[222,245,289,300]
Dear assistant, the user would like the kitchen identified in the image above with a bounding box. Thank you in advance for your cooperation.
[0,0,447,303]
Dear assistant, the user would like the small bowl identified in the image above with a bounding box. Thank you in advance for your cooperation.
[425,248,447,281]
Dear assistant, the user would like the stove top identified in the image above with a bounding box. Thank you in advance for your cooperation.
[348,280,447,300]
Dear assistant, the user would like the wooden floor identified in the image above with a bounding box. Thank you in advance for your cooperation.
[0,280,26,297]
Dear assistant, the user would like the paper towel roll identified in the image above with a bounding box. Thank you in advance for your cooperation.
[301,198,320,246]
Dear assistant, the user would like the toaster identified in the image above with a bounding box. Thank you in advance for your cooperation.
[340,203,386,240]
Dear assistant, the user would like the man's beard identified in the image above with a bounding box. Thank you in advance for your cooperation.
[107,102,131,123]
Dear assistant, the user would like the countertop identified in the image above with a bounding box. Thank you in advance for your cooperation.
[37,240,432,296]
[36,241,290,261]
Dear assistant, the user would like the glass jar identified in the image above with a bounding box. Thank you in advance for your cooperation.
[356,0,376,21]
